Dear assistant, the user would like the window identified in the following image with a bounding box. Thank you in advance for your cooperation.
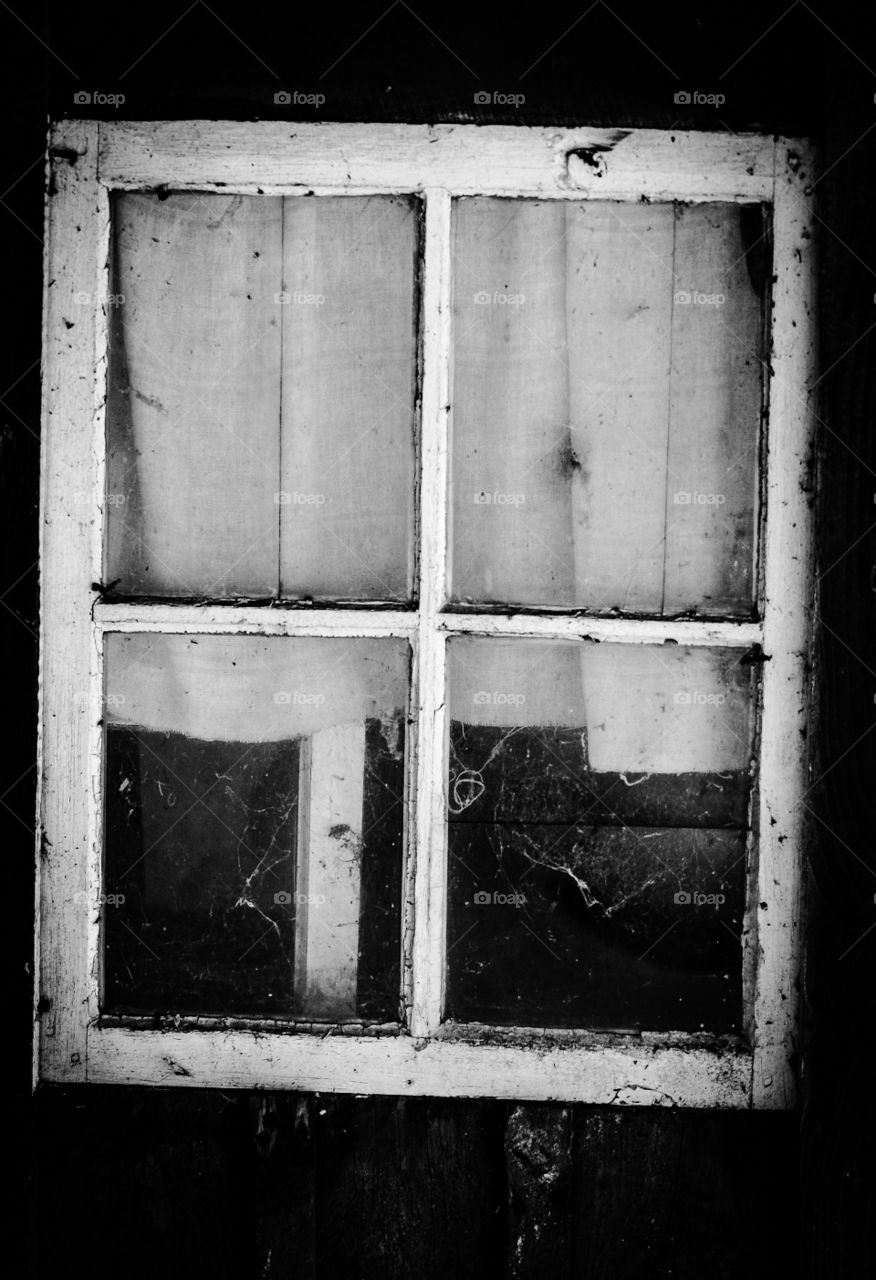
[38,122,815,1106]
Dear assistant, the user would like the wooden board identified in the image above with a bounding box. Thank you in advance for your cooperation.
[98,123,775,202]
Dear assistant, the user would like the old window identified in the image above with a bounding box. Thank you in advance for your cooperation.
[38,122,815,1106]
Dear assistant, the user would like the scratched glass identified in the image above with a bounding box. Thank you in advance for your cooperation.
[105,192,419,601]
[102,633,409,1021]
[449,198,767,615]
[445,636,756,1032]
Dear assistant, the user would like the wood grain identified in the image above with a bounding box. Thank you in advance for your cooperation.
[97,123,775,202]
[38,120,104,1082]
[506,1105,573,1278]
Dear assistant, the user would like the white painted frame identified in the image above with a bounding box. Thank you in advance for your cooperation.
[37,122,816,1107]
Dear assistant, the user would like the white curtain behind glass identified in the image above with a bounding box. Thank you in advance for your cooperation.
[450,198,763,615]
[106,193,417,601]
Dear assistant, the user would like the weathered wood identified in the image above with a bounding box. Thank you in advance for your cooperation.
[311,1096,505,1279]
[506,1105,573,1278]
[95,602,420,634]
[751,138,818,1107]
[251,1094,316,1280]
[38,119,104,1082]
[32,1086,254,1277]
[97,123,775,202]
[438,614,761,643]
[87,1024,751,1105]
[94,600,761,645]
[570,1109,796,1278]
[410,188,452,1037]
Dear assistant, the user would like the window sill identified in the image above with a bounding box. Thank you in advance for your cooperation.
[52,1022,773,1108]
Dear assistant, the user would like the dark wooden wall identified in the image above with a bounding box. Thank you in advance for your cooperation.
[7,3,873,1275]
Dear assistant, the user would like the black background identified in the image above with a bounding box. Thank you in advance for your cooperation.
[6,2,875,1275]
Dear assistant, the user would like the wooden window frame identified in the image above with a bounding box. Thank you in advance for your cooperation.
[37,120,816,1107]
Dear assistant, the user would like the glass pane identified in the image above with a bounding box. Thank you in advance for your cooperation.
[446,637,756,1032]
[279,196,419,601]
[105,193,282,597]
[105,193,418,601]
[103,634,408,1021]
[449,199,766,615]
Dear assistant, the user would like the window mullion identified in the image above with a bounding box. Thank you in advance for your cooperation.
[410,188,452,1037]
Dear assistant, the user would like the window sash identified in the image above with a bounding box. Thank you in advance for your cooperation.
[38,121,816,1107]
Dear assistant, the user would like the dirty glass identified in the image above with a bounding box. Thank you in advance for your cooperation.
[449,198,767,615]
[105,192,419,601]
[102,633,408,1020]
[445,636,756,1032]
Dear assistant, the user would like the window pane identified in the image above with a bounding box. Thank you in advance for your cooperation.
[103,634,408,1021]
[279,196,419,601]
[105,193,418,601]
[446,637,755,1032]
[106,193,282,596]
[449,199,766,615]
